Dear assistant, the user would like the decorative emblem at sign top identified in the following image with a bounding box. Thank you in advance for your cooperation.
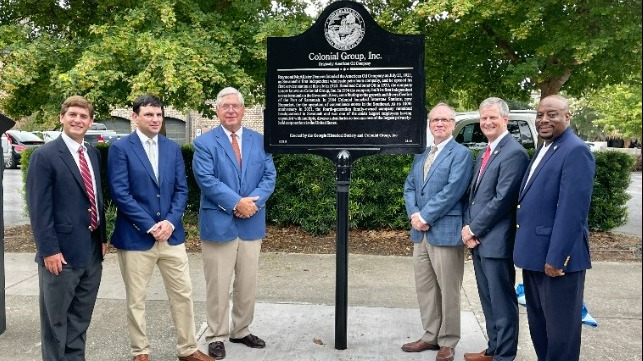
[324,8,365,51]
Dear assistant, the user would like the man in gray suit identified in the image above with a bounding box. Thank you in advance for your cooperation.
[402,103,473,361]
[461,97,529,361]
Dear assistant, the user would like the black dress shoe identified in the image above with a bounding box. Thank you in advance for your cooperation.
[229,334,266,348]
[208,341,226,360]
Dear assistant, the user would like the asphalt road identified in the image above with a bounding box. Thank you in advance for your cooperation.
[2,168,641,236]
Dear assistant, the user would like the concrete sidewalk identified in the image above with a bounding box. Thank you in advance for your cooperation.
[1,252,641,361]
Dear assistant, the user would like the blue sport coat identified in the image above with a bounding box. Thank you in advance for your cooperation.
[404,138,473,246]
[26,136,106,267]
[464,135,529,258]
[108,132,188,250]
[514,128,595,272]
[192,125,276,242]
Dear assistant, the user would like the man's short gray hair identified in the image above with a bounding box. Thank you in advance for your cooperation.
[215,87,245,107]
[479,97,509,117]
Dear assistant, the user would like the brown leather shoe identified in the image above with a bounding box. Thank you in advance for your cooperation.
[436,346,455,361]
[132,355,149,361]
[401,339,440,352]
[208,342,225,360]
[178,350,215,361]
[464,350,493,361]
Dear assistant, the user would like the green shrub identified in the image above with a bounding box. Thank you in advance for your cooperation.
[20,143,636,235]
[589,151,635,231]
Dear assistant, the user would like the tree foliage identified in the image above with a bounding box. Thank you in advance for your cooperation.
[377,0,642,106]
[0,0,311,128]
[1,0,641,128]
[584,77,642,141]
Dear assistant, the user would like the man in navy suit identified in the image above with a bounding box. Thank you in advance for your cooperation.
[192,87,276,360]
[461,97,529,361]
[27,95,107,361]
[402,103,473,361]
[108,94,213,361]
[514,95,595,361]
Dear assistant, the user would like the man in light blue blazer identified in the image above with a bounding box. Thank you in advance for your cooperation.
[192,87,276,360]
[402,103,473,361]
[461,98,529,361]
[109,94,213,361]
[514,95,595,361]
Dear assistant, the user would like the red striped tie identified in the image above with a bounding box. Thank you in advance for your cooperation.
[78,146,98,231]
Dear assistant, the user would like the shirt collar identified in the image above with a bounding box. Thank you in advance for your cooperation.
[61,132,84,153]
[488,130,510,152]
[431,135,453,152]
[223,126,244,138]
[136,129,158,144]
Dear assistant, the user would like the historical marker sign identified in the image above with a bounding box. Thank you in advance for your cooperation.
[265,0,425,157]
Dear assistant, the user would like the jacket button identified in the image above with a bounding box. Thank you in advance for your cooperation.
[516,224,520,229]
[157,194,161,198]
[472,201,475,205]
[156,212,161,216]
[517,204,521,209]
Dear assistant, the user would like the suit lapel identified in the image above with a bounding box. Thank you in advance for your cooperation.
[56,137,86,196]
[422,141,451,187]
[215,126,241,172]
[520,136,564,199]
[240,130,253,179]
[474,136,508,193]
[86,145,103,208]
[129,134,158,185]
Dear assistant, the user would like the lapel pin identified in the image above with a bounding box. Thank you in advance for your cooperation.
[553,145,558,151]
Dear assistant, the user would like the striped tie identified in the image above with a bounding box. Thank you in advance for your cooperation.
[231,132,242,167]
[78,146,98,231]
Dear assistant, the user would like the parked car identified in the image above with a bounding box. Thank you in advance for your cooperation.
[32,130,62,143]
[426,110,537,150]
[2,134,11,169]
[4,130,45,169]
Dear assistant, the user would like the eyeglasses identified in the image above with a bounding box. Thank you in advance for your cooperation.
[219,103,243,111]
[429,118,454,124]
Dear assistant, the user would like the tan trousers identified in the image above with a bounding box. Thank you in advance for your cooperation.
[118,243,197,357]
[201,238,262,344]
[413,239,465,348]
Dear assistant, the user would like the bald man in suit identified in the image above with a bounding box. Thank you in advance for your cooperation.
[514,95,595,361]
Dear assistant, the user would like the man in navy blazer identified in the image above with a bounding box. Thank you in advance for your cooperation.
[402,103,473,361]
[461,98,529,361]
[514,95,595,361]
[108,94,213,361]
[192,87,276,360]
[27,95,107,361]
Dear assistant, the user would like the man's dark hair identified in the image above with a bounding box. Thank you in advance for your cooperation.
[132,94,164,114]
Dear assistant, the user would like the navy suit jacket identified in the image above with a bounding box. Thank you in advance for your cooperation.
[26,136,106,267]
[464,135,529,258]
[192,125,276,242]
[403,138,473,246]
[514,128,595,272]
[108,132,188,250]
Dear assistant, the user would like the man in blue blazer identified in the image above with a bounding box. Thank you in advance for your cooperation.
[461,98,529,361]
[108,94,214,361]
[27,95,107,361]
[192,87,276,360]
[402,103,473,361]
[514,95,595,361]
